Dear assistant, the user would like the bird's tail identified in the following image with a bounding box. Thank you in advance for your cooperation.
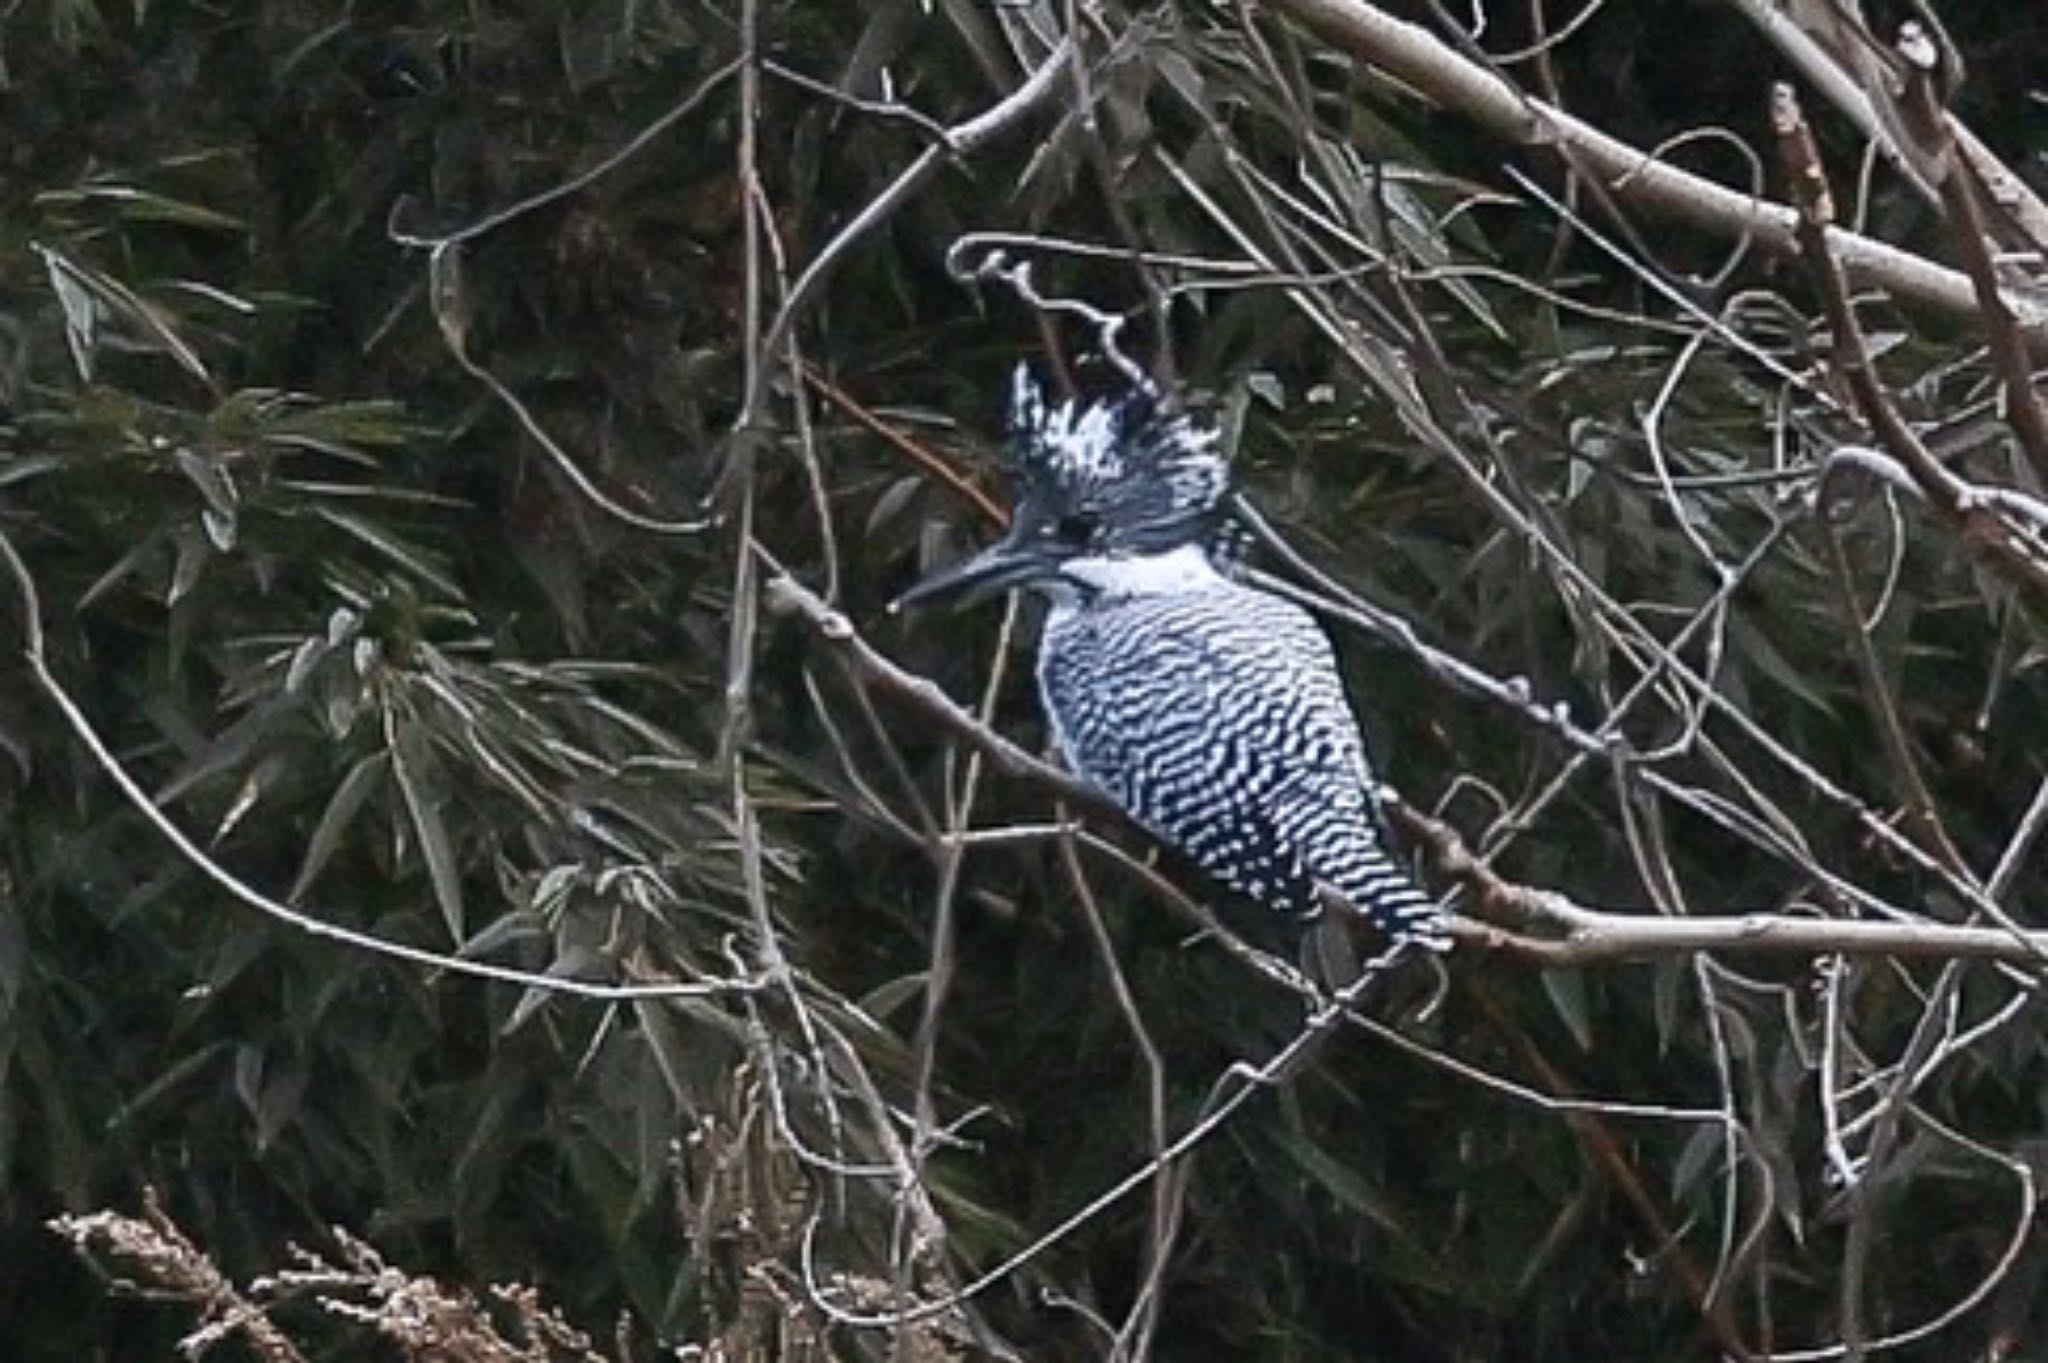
[1321,873,1452,951]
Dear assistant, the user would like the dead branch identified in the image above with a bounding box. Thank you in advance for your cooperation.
[50,1189,308,1363]
[1267,0,2048,341]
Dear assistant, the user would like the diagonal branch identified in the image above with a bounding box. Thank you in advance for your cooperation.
[1266,0,2048,340]
[743,37,1075,427]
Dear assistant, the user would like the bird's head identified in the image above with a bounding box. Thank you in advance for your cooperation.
[894,366,1230,610]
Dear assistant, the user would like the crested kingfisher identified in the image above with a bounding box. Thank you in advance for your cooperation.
[896,367,1447,948]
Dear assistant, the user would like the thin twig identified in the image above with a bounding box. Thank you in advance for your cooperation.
[745,38,1075,425]
[1058,832,1182,1363]
[1811,464,1966,873]
[801,362,1008,528]
[427,247,712,536]
[1887,22,2048,482]
[800,959,1402,1330]
[1770,83,2048,602]
[386,56,746,250]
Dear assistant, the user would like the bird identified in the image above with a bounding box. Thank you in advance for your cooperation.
[895,365,1448,950]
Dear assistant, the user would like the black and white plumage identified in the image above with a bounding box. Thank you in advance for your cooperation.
[897,367,1446,947]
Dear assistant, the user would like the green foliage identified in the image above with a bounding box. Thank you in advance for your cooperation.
[4,2,2048,1361]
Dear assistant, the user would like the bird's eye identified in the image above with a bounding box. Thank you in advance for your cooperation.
[1051,511,1100,547]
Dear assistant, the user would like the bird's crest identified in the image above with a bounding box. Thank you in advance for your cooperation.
[1005,365,1230,545]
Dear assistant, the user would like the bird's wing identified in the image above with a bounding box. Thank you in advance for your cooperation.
[1039,588,1437,940]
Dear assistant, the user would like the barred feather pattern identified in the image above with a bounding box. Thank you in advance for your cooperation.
[1038,565,1448,946]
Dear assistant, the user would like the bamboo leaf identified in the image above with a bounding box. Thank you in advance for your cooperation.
[390,729,465,943]
[290,750,392,903]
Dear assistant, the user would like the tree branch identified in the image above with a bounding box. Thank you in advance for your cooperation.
[1396,802,2048,970]
[1266,0,2048,341]
[761,568,1109,817]
[767,567,2048,974]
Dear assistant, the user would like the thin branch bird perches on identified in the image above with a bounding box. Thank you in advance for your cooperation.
[765,569,2048,974]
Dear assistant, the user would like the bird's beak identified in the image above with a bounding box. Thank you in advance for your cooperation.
[890,527,1047,613]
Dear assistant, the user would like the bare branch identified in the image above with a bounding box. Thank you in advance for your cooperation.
[769,556,2048,973]
[762,567,1111,816]
[1267,0,2048,338]
[1406,802,2048,971]
[745,37,1075,424]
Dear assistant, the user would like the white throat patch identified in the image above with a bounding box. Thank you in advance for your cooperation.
[1059,543,1225,597]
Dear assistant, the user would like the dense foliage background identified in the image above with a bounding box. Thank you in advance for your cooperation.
[3,1,2047,1359]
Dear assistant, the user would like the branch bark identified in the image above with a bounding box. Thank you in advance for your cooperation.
[1266,0,2048,342]
[1446,896,2048,969]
